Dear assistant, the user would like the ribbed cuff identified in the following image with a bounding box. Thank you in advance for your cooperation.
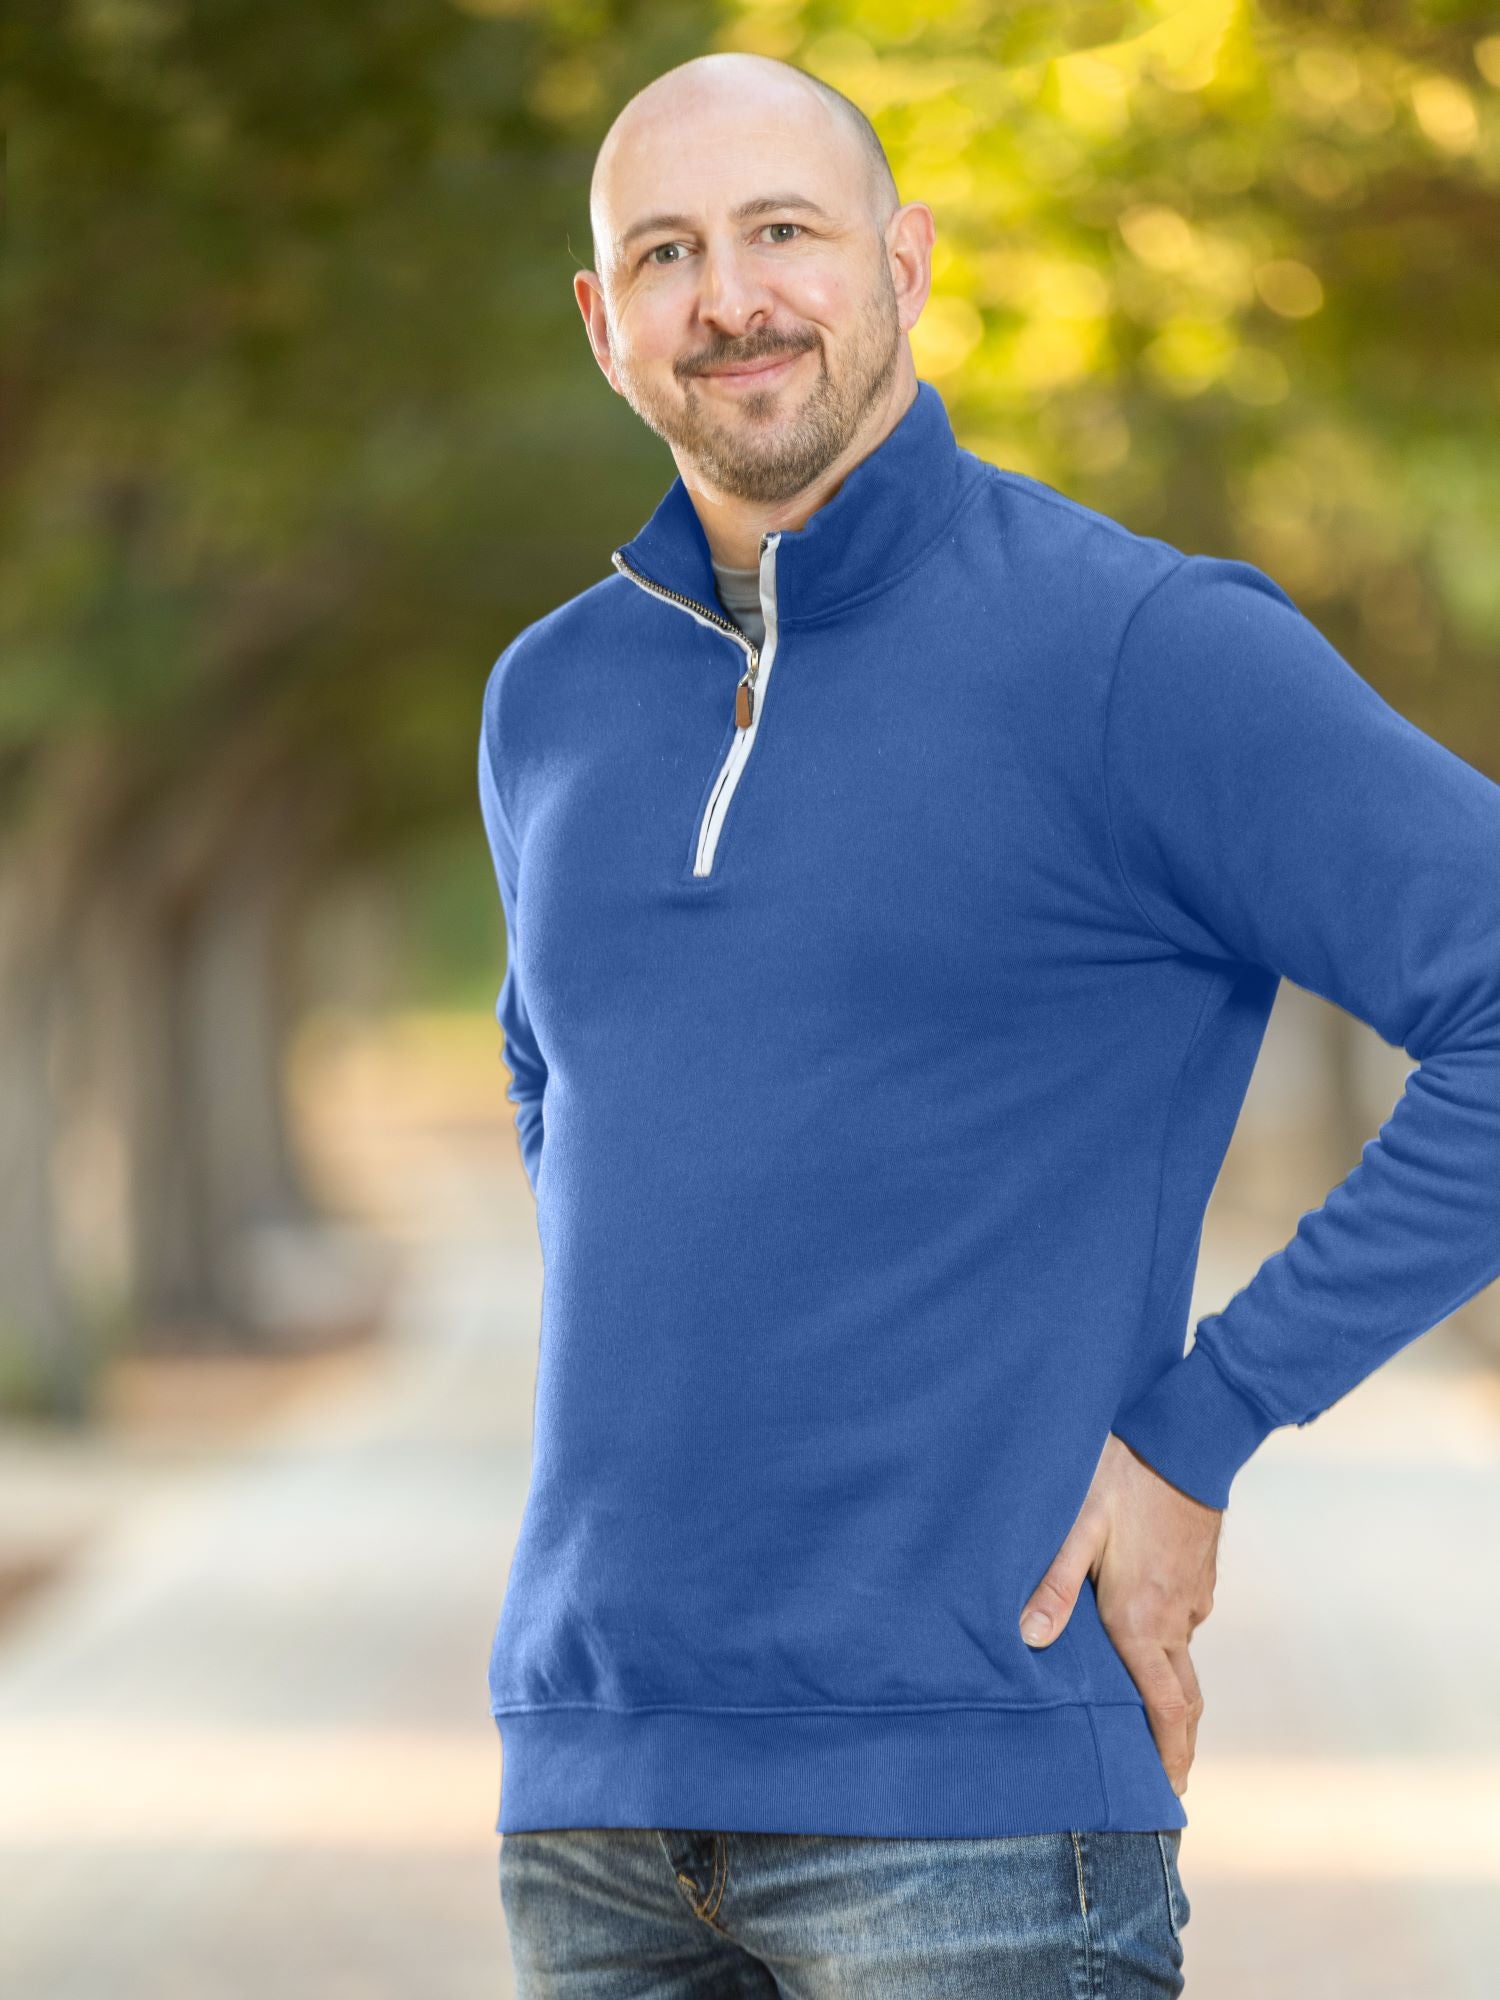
[1110,1336,1280,1511]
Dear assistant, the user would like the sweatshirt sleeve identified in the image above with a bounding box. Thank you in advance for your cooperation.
[1104,552,1500,1511]
[478,655,547,1199]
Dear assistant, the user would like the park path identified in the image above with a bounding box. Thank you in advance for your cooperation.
[1175,1216,1500,1998]
[0,1105,542,1999]
[1,1093,1498,1996]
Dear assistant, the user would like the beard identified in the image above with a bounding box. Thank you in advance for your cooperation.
[612,257,903,506]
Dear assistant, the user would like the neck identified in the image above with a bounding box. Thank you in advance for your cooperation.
[683,366,919,570]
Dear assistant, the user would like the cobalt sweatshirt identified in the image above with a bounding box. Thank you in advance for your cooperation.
[477,378,1500,1839]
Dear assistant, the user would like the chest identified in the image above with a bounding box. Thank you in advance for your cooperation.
[511,596,1123,1044]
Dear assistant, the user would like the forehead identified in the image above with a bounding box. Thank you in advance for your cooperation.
[596,88,857,246]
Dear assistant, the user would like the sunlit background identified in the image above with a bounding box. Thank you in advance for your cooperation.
[3,2,1499,1994]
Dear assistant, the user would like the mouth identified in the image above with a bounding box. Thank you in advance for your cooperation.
[695,349,807,391]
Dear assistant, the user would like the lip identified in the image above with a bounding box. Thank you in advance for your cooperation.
[697,350,805,388]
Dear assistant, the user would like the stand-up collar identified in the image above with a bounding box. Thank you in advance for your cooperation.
[612,378,966,629]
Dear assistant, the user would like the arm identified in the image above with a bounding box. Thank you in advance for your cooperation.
[1104,553,1500,1512]
[478,658,547,1198]
[1022,549,1500,1797]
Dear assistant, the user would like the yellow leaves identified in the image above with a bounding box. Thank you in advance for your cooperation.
[1238,424,1410,603]
[1223,346,1290,410]
[1253,259,1323,321]
[1117,203,1195,272]
[1117,207,1255,323]
[940,248,1111,391]
[1408,74,1480,156]
[716,4,804,62]
[530,59,605,127]
[1291,46,1362,110]
[713,0,1496,649]
[1141,316,1236,397]
[1052,53,1134,140]
[909,293,984,379]
[1137,0,1238,94]
[971,248,1110,317]
[1281,142,1360,207]
[1004,314,1104,392]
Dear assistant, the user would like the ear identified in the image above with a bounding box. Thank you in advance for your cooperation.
[886,200,935,334]
[573,270,622,394]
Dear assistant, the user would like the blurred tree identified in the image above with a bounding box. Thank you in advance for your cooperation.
[0,0,1496,1413]
[725,0,1500,720]
[0,0,718,1412]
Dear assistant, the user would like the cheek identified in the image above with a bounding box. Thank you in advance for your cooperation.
[616,292,692,359]
[780,270,859,330]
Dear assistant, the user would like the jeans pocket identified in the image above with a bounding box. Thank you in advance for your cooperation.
[1154,1828,1189,1938]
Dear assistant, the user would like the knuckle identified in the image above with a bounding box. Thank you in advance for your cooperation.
[1114,1603,1176,1647]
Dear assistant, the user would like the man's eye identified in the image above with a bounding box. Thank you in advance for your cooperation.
[643,222,804,268]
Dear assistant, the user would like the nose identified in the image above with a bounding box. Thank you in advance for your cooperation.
[694,235,777,340]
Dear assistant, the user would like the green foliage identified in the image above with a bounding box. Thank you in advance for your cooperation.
[0,1,715,835]
[723,0,1500,742]
[2,0,1497,998]
[387,822,513,1011]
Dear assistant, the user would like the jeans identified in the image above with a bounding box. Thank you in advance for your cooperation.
[499,1825,1190,1997]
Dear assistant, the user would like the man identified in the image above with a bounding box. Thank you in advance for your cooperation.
[478,49,1500,1997]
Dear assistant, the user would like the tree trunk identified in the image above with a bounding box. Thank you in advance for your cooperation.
[0,867,84,1415]
[0,742,128,1420]
[176,782,333,1343]
[94,754,347,1350]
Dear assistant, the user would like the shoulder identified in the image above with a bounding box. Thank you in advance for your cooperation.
[481,571,633,734]
[963,456,1319,668]
[957,452,1196,618]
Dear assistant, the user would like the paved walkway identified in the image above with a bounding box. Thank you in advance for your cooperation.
[1173,1225,1500,1997]
[2,1128,1498,1996]
[0,1139,542,1999]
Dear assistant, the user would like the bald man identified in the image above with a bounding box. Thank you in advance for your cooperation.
[579,53,915,549]
[481,46,1500,2000]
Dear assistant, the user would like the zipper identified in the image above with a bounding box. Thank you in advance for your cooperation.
[610,531,783,878]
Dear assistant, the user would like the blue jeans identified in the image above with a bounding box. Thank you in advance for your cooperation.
[499,1826,1190,1996]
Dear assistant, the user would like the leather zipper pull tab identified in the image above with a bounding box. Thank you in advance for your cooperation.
[735,676,754,728]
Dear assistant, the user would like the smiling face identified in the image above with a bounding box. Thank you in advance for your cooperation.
[578,58,931,508]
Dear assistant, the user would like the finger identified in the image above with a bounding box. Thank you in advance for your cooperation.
[1115,1637,1193,1795]
[1020,1512,1105,1646]
[1164,1640,1204,1772]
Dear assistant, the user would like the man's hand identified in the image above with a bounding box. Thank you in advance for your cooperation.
[1017,1432,1222,1796]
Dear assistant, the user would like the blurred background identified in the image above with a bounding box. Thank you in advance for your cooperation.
[2,1,1498,1994]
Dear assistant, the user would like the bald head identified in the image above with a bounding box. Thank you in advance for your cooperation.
[573,49,933,518]
[589,54,900,283]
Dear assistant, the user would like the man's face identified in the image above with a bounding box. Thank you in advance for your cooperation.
[586,94,904,506]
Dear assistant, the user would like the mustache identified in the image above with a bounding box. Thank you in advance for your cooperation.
[681,338,817,376]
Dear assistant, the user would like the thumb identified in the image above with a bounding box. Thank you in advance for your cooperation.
[1019,1517,1099,1648]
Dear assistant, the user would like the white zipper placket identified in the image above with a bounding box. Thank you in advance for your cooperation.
[610,530,783,878]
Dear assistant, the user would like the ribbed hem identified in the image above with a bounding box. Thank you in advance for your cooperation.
[1111,1334,1280,1512]
[492,1701,1186,1836]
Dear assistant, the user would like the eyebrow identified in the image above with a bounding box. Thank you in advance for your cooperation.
[619,192,835,255]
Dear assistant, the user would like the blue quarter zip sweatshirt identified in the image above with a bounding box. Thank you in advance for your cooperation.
[478,379,1500,1839]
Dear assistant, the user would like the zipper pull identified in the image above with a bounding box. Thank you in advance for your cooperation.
[735,646,759,728]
